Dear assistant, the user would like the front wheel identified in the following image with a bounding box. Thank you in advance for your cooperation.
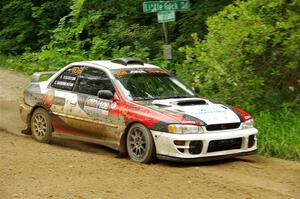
[126,123,156,163]
[31,108,52,143]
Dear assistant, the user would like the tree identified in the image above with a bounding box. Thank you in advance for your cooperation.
[0,0,71,54]
[179,0,300,111]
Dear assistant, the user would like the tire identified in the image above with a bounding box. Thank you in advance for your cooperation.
[30,108,52,143]
[126,123,156,163]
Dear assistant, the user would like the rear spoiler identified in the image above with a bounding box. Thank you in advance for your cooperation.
[31,71,57,82]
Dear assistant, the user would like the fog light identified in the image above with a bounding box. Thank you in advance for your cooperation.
[248,135,255,148]
[189,141,203,155]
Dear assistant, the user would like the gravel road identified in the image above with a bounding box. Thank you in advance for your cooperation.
[0,67,299,199]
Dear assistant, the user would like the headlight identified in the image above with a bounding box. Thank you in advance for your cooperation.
[167,124,204,134]
[241,119,254,129]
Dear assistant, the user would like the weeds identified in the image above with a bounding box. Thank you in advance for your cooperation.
[255,109,300,160]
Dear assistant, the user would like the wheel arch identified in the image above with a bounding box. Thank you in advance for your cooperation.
[119,121,150,154]
[27,103,51,127]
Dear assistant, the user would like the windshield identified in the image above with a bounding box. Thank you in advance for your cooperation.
[113,69,195,100]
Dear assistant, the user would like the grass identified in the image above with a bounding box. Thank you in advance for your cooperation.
[255,108,300,161]
[0,54,22,71]
[0,54,9,67]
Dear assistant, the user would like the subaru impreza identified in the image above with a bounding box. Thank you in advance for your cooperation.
[20,58,257,163]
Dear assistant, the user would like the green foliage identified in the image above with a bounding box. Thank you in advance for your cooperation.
[171,0,233,63]
[255,108,300,160]
[0,0,35,54]
[0,0,71,55]
[180,0,300,111]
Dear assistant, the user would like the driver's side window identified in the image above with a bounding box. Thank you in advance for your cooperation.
[74,66,115,96]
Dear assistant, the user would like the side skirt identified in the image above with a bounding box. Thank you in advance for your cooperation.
[52,131,120,151]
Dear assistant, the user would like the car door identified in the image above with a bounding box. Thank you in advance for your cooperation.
[70,66,120,143]
[49,65,84,132]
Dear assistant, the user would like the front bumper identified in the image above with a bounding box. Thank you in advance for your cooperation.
[157,150,257,163]
[151,128,258,162]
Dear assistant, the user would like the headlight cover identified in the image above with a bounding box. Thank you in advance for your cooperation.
[241,119,254,129]
[167,124,204,134]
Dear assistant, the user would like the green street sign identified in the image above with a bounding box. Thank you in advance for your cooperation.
[157,11,175,23]
[143,0,190,13]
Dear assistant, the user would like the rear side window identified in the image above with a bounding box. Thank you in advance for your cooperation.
[51,66,83,91]
[74,66,115,96]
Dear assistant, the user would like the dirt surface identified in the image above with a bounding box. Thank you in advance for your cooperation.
[0,67,300,199]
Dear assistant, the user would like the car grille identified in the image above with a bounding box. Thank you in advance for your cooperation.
[207,138,242,152]
[205,123,240,131]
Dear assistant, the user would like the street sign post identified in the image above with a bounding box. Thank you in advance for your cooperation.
[143,0,190,13]
[143,0,190,59]
[163,44,172,59]
[157,11,175,23]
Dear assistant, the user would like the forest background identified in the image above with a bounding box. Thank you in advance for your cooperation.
[0,0,299,160]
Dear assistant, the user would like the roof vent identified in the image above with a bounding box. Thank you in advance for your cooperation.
[111,58,144,66]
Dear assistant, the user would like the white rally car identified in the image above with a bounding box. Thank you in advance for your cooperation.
[20,58,258,163]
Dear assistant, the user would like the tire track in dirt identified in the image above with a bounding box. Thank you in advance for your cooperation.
[0,67,299,199]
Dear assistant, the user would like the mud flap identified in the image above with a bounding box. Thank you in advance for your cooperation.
[115,152,128,159]
[21,128,32,135]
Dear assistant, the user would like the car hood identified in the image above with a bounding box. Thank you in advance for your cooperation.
[144,98,241,125]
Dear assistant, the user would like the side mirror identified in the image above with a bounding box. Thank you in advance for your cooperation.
[97,90,114,100]
[191,87,200,94]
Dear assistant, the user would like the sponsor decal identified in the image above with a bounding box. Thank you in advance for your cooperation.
[197,109,224,114]
[114,69,168,78]
[30,93,43,101]
[53,81,74,87]
[53,97,65,106]
[110,102,117,109]
[72,66,83,75]
[83,98,111,115]
[147,69,168,74]
[43,90,55,107]
[98,101,110,110]
[115,70,128,77]
[62,75,77,81]
[130,70,147,74]
[85,98,98,109]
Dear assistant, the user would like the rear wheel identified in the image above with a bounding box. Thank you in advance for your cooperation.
[126,123,156,163]
[31,108,52,143]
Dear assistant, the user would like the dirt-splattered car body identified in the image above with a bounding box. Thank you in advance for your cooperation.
[20,58,258,163]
